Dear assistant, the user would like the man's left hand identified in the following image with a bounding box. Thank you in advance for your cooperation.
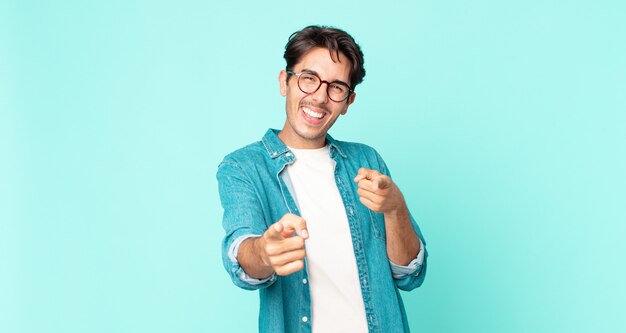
[354,168,406,214]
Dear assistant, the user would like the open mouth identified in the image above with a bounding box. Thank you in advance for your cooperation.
[303,106,324,119]
[301,106,327,124]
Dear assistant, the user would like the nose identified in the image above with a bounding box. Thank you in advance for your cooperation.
[309,81,329,104]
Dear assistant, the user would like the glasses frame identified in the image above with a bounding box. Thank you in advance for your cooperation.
[286,70,353,103]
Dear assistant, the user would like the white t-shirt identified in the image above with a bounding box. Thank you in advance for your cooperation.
[286,146,368,333]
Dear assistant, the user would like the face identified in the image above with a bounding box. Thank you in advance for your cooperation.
[278,47,356,149]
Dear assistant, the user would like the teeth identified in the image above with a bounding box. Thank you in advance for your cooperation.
[303,107,323,119]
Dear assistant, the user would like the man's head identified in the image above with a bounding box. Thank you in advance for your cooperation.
[284,25,366,89]
[278,26,366,149]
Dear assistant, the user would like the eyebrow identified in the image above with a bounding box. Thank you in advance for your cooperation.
[301,68,351,87]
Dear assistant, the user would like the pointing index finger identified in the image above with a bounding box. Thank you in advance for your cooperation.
[287,218,309,240]
[354,168,376,183]
[280,214,309,240]
[372,176,392,190]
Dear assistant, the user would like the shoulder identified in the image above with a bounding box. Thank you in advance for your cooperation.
[216,141,270,186]
[220,141,266,166]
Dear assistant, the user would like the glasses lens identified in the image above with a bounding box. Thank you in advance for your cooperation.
[298,73,320,93]
[328,82,350,102]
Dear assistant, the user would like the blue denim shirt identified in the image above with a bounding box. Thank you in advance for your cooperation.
[218,129,428,333]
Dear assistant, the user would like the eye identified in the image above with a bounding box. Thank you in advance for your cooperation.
[301,74,318,82]
[330,83,347,93]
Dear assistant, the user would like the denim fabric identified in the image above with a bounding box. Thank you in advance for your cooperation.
[217,129,428,333]
[230,236,424,284]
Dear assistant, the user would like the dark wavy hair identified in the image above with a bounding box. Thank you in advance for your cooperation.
[284,25,366,89]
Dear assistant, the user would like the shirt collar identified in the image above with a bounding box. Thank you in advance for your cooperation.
[261,128,347,159]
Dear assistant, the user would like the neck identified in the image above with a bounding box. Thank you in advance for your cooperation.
[277,130,326,149]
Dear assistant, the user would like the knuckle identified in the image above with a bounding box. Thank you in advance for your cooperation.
[281,213,293,222]
[295,237,305,247]
[265,243,278,255]
[269,257,279,266]
[284,213,297,223]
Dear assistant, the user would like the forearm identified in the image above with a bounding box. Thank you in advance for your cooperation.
[238,237,275,279]
[384,204,420,266]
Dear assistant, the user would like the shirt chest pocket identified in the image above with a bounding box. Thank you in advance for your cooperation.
[368,210,387,241]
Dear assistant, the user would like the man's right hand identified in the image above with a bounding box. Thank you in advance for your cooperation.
[256,213,309,276]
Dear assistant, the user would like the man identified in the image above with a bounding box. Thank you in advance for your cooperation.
[218,25,427,333]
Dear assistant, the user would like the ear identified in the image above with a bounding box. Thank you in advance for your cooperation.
[340,92,356,115]
[279,70,288,96]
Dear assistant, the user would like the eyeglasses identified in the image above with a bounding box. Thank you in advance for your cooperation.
[287,70,353,102]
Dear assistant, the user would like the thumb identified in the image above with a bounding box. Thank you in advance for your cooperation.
[266,222,285,240]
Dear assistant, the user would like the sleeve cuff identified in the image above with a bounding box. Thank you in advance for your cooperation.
[228,234,276,285]
[389,238,425,279]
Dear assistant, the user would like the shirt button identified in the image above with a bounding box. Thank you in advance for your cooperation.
[271,152,277,157]
[286,152,292,157]
[302,316,308,323]
[302,278,307,284]
[349,207,354,215]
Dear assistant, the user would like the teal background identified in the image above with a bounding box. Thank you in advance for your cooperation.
[2,1,625,332]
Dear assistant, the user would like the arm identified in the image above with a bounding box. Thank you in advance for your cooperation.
[354,167,428,290]
[218,161,310,289]
[354,168,419,265]
[382,203,420,265]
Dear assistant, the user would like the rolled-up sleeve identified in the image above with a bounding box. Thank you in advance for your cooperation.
[391,213,428,291]
[389,238,425,279]
[228,235,276,285]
